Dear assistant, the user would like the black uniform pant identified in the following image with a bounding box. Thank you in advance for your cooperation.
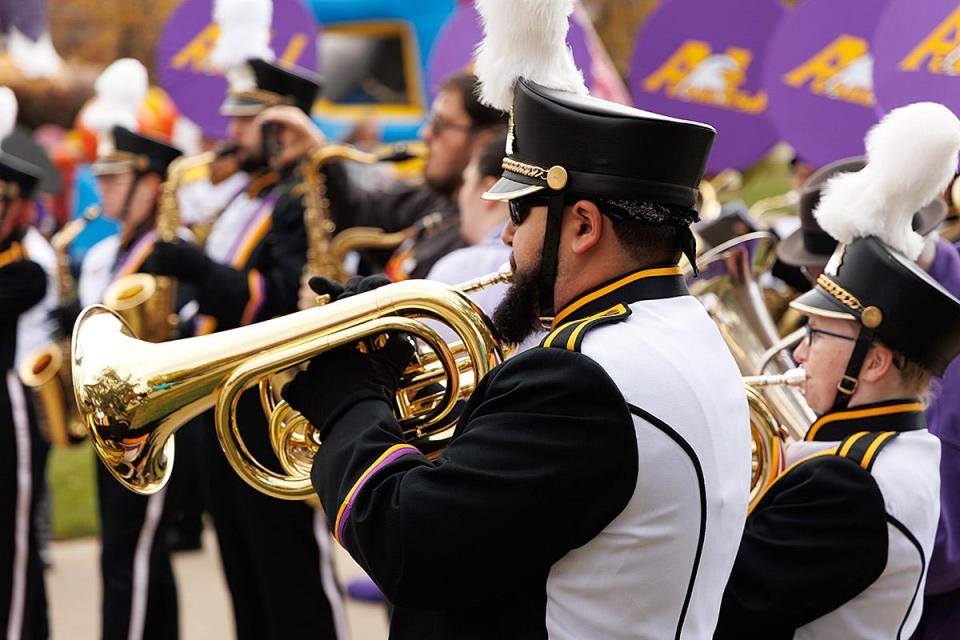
[97,459,178,639]
[198,390,344,640]
[0,372,48,639]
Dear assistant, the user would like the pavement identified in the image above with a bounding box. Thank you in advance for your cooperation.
[47,526,390,639]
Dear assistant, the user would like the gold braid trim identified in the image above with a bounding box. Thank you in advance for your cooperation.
[502,158,548,180]
[228,89,291,106]
[817,274,863,311]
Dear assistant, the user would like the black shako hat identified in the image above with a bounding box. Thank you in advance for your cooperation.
[221,58,323,117]
[0,153,41,201]
[92,126,182,177]
[483,79,715,208]
[791,236,960,377]
[779,157,947,268]
[482,78,716,321]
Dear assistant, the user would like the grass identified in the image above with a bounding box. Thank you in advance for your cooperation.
[48,441,99,539]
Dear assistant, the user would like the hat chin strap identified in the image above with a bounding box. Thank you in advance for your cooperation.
[831,324,876,411]
[537,188,566,328]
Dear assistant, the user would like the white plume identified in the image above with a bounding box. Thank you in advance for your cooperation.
[815,102,960,260]
[6,29,63,79]
[209,0,275,71]
[0,88,17,141]
[82,58,149,135]
[474,0,587,111]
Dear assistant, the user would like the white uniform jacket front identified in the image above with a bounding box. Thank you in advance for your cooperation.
[311,265,752,639]
[717,401,940,639]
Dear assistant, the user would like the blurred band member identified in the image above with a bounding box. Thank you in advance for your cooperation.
[0,151,49,640]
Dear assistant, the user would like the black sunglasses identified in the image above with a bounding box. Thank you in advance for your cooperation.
[508,197,546,226]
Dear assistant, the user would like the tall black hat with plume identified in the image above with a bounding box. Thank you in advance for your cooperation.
[475,0,717,322]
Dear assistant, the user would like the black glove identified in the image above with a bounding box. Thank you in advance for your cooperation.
[145,240,213,283]
[281,334,415,439]
[308,273,391,303]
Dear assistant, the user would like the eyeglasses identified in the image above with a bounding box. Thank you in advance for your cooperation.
[425,113,473,136]
[804,324,856,347]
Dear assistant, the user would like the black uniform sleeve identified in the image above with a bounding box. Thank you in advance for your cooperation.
[322,161,448,232]
[0,259,46,320]
[193,188,307,324]
[714,456,889,639]
[311,347,639,608]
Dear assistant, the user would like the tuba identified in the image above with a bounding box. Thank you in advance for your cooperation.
[300,142,425,283]
[19,205,99,446]
[72,267,510,498]
[687,231,815,506]
[102,147,235,342]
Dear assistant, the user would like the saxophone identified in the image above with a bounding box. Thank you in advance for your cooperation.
[18,206,98,446]
[102,151,220,342]
[300,143,423,283]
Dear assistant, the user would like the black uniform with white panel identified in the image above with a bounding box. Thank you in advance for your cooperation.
[717,235,960,639]
[0,157,49,639]
[145,59,345,640]
[288,67,753,636]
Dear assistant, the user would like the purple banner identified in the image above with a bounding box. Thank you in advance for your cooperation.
[874,0,960,115]
[427,3,593,101]
[156,0,319,141]
[628,0,783,173]
[763,0,884,167]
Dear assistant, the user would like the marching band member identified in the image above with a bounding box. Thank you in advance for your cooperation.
[77,124,184,640]
[716,103,960,639]
[0,150,48,640]
[259,70,507,280]
[282,1,751,637]
[145,58,346,640]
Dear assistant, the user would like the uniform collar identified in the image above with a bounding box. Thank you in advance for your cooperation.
[805,398,926,442]
[550,264,688,329]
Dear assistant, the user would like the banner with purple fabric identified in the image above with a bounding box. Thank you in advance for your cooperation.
[628,0,783,173]
[763,0,885,168]
[874,0,960,118]
[155,0,319,140]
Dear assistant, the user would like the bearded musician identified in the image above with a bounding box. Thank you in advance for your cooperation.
[716,103,960,639]
[281,1,751,637]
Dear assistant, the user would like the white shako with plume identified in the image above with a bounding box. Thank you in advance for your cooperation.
[81,59,149,158]
[814,102,960,261]
[470,4,748,640]
[209,0,275,96]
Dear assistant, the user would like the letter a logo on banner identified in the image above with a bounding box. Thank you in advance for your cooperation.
[899,5,960,75]
[642,40,767,114]
[783,35,874,106]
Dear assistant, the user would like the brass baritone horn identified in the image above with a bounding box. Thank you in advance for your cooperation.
[19,205,99,446]
[72,267,511,497]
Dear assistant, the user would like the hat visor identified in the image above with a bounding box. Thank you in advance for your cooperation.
[916,198,948,236]
[220,96,270,117]
[481,176,545,201]
[789,286,858,321]
[776,228,832,268]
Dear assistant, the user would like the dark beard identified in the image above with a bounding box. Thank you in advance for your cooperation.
[492,262,541,344]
